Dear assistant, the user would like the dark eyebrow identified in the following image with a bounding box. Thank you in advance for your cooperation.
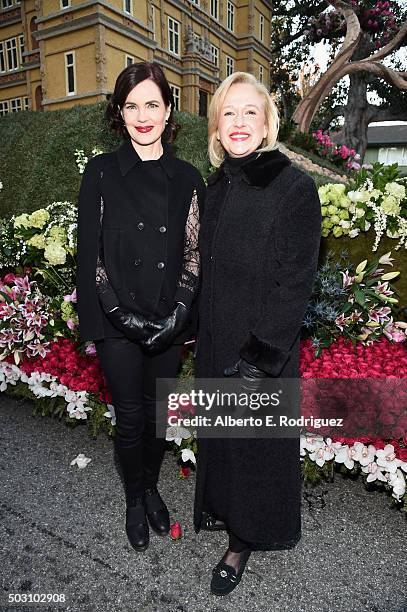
[124,100,161,106]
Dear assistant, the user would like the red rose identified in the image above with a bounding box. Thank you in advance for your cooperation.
[178,467,190,479]
[170,521,182,540]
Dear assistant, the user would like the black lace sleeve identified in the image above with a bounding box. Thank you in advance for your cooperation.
[174,188,200,308]
[96,195,120,313]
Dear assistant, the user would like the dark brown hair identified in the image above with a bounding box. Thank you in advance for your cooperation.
[105,62,180,142]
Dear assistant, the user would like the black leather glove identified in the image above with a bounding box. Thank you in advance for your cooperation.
[107,307,162,342]
[141,302,189,354]
[224,358,268,394]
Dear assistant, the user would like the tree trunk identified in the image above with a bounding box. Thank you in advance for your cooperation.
[338,35,373,159]
[341,72,371,158]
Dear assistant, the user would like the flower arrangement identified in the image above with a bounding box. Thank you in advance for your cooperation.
[313,129,361,171]
[304,252,405,355]
[301,434,406,507]
[318,162,407,249]
[10,201,78,286]
[0,275,53,364]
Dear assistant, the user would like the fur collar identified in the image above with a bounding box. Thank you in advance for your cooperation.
[207,148,291,189]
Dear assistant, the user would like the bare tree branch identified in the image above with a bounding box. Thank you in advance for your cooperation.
[292,0,407,132]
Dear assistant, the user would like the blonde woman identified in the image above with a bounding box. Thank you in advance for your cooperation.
[194,72,321,595]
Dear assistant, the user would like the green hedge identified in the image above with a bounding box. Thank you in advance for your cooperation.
[1,103,405,307]
[0,102,210,218]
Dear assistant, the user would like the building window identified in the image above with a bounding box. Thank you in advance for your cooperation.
[123,0,132,14]
[168,17,180,56]
[125,54,134,67]
[190,0,200,5]
[0,96,27,115]
[0,100,9,116]
[226,55,234,77]
[2,0,13,8]
[65,51,76,95]
[170,84,181,111]
[259,13,265,42]
[227,1,235,32]
[6,38,18,71]
[210,0,218,20]
[61,0,70,8]
[259,64,264,83]
[210,44,219,67]
[378,147,407,166]
[11,97,22,112]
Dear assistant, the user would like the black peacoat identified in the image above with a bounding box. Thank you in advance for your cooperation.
[76,140,205,342]
[193,149,322,550]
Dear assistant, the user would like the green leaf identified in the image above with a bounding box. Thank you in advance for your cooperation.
[353,289,366,306]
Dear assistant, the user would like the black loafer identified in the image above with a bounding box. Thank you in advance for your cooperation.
[201,512,227,532]
[126,498,149,552]
[145,487,170,535]
[210,550,251,596]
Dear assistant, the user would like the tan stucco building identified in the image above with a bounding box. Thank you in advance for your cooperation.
[0,0,271,117]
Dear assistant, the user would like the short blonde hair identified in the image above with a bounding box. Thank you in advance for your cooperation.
[208,72,279,168]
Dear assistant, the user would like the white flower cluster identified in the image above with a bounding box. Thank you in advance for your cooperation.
[319,178,407,250]
[0,362,92,420]
[301,433,407,501]
[74,147,103,174]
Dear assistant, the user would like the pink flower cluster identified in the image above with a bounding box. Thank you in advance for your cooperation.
[300,337,407,455]
[313,130,361,170]
[0,274,51,362]
[16,337,110,404]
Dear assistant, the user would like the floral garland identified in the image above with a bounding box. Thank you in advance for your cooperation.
[318,163,407,249]
[1,336,405,509]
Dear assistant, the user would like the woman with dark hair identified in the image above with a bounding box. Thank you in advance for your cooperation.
[76,62,205,552]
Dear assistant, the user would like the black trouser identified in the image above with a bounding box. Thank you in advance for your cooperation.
[96,337,183,502]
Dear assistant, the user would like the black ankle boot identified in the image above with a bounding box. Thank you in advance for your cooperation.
[125,495,149,552]
[144,486,170,535]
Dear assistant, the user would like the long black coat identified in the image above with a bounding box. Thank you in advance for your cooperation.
[194,149,321,550]
[76,141,205,342]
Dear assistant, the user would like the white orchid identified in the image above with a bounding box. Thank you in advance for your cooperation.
[387,469,406,499]
[376,444,402,474]
[352,442,376,467]
[103,403,116,426]
[181,448,196,465]
[70,453,92,469]
[308,438,335,467]
[361,461,387,483]
[65,390,91,419]
[333,444,358,470]
[165,425,192,446]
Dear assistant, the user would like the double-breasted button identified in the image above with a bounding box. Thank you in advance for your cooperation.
[137,222,144,230]
[157,262,165,269]
[134,258,142,267]
[159,226,167,233]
